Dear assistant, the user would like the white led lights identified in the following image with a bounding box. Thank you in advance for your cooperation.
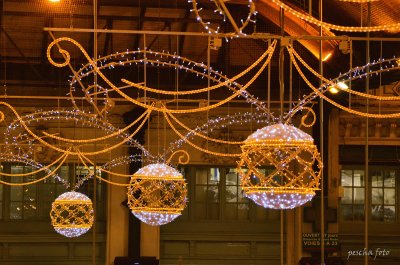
[245,192,315,209]
[132,212,181,226]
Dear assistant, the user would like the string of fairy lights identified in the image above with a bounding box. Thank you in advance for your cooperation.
[0,0,399,236]
[188,0,257,35]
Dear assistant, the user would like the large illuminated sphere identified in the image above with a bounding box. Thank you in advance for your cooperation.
[50,191,94,237]
[127,163,187,226]
[237,123,322,209]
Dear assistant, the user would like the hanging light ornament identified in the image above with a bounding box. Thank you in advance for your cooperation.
[237,123,322,209]
[127,163,187,226]
[50,191,94,237]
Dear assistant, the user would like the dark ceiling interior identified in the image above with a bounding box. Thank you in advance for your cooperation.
[0,0,399,105]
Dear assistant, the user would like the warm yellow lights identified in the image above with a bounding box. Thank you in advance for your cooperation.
[271,0,400,32]
[47,37,277,115]
[49,0,60,2]
[322,52,333,62]
[329,82,348,94]
[329,86,339,94]
[288,45,400,118]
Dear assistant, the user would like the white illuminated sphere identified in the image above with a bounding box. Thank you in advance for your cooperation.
[50,191,94,237]
[127,163,187,226]
[238,123,322,209]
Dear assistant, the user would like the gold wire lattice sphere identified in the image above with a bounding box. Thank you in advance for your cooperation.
[237,123,323,209]
[50,191,94,237]
[127,163,188,226]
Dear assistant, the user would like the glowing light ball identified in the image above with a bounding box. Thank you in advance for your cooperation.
[50,191,94,237]
[237,123,323,209]
[127,163,187,226]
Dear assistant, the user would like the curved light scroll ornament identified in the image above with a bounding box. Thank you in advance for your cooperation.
[127,163,187,226]
[48,37,276,114]
[285,106,316,128]
[50,191,94,237]
[189,0,257,35]
[237,123,322,209]
[166,149,190,165]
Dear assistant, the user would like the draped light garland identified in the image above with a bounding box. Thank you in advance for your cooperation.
[67,39,277,115]
[0,24,398,231]
[0,153,70,188]
[287,45,400,119]
[4,109,152,159]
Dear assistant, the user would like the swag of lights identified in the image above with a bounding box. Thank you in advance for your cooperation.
[0,36,400,224]
[0,0,399,231]
[0,35,273,183]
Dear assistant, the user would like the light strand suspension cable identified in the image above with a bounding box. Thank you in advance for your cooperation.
[364,3,371,265]
[161,44,276,158]
[92,0,98,262]
[318,0,324,261]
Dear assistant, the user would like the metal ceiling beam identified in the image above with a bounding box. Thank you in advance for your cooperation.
[88,2,102,58]
[40,17,52,65]
[0,26,43,80]
[4,0,188,8]
[3,10,222,24]
[134,7,147,50]
[178,8,191,55]
[216,0,241,34]
[102,19,113,57]
[99,0,249,8]
[94,0,189,8]
[256,0,336,60]
[147,23,169,51]
[42,27,400,41]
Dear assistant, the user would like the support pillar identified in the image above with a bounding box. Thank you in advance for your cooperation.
[140,224,160,259]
